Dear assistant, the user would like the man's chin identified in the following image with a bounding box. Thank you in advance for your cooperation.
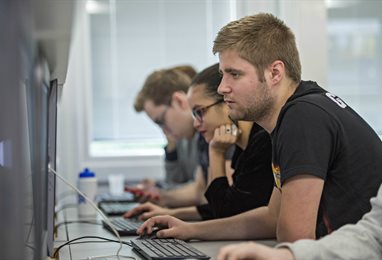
[228,111,243,122]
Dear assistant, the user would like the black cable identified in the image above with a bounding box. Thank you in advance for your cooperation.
[54,220,103,238]
[24,243,36,251]
[24,215,34,244]
[55,220,102,229]
[65,240,133,247]
[53,235,133,259]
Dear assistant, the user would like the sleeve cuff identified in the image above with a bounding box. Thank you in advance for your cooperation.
[276,240,317,260]
[164,146,177,161]
[196,204,214,220]
[205,177,228,199]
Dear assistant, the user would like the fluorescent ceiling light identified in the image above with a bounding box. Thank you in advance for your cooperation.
[325,0,360,9]
[86,0,109,14]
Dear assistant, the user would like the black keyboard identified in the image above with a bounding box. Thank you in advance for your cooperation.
[103,217,143,236]
[131,238,210,260]
[99,202,139,216]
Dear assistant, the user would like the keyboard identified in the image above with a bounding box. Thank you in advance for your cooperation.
[103,217,144,236]
[99,201,139,216]
[131,238,210,260]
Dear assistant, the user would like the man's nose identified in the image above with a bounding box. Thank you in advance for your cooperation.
[217,77,229,95]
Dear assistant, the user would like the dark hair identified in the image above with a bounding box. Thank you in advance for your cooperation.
[190,63,223,101]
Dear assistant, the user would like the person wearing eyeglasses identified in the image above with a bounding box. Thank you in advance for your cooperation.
[134,67,197,193]
[133,66,233,208]
[125,63,274,221]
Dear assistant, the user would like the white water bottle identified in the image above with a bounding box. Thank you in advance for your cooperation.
[77,168,97,217]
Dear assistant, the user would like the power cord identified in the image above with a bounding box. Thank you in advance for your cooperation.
[54,220,103,236]
[55,220,103,229]
[53,235,134,260]
[49,167,126,259]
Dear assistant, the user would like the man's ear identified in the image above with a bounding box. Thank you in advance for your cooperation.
[171,91,188,109]
[267,60,284,85]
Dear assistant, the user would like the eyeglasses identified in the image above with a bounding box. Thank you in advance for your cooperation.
[154,106,169,127]
[191,99,224,122]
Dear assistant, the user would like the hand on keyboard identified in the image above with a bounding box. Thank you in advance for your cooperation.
[123,202,172,220]
[137,215,193,241]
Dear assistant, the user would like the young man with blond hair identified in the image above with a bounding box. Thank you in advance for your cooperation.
[137,13,382,244]
[134,67,206,207]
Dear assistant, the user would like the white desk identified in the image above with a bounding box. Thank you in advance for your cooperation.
[55,207,277,260]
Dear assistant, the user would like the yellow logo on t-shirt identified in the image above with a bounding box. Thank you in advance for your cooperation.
[272,163,281,191]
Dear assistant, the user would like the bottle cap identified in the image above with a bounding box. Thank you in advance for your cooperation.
[79,168,95,178]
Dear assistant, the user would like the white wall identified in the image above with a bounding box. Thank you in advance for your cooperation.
[57,0,328,189]
[280,0,327,87]
[57,1,165,191]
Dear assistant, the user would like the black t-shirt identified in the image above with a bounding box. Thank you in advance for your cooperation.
[198,134,209,182]
[198,133,234,184]
[271,80,382,237]
[198,123,274,219]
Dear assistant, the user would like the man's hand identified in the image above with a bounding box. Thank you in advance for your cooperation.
[217,242,294,260]
[123,202,170,220]
[163,128,177,152]
[139,178,157,189]
[125,184,161,203]
[137,215,193,240]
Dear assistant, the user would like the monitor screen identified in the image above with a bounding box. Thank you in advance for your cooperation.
[26,55,50,260]
[0,44,39,260]
[0,0,37,259]
[47,78,58,257]
[0,1,53,259]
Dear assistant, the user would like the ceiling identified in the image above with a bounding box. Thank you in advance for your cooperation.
[31,0,75,85]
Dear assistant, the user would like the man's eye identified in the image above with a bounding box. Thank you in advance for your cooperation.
[231,72,240,78]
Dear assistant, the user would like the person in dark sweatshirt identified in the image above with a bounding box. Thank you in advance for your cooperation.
[124,63,274,221]
[136,13,382,243]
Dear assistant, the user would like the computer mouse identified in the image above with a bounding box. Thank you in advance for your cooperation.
[139,224,170,240]
[138,228,160,239]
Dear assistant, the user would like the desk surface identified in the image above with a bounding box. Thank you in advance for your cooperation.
[55,207,277,260]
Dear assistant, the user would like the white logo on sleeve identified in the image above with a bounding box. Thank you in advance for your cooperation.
[325,92,347,108]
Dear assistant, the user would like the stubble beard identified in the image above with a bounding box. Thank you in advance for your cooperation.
[229,83,273,122]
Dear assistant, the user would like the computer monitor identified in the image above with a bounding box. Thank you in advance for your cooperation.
[26,54,50,260]
[0,1,56,259]
[47,78,58,257]
[0,0,39,259]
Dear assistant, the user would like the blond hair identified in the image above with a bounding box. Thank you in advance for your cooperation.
[134,68,192,112]
[213,13,301,83]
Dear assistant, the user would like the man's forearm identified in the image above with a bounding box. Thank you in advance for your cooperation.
[189,206,277,240]
[171,206,202,221]
[208,150,226,185]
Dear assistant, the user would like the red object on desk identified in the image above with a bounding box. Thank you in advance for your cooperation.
[124,186,160,201]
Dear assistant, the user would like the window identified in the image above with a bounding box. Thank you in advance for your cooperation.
[327,0,382,134]
[87,0,382,160]
[87,0,233,157]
